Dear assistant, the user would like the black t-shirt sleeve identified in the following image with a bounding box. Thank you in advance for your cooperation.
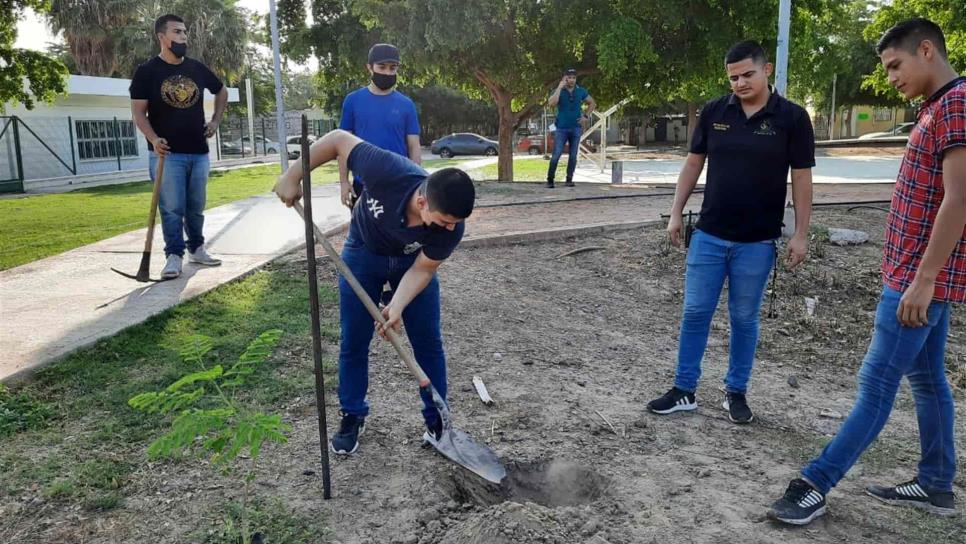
[789,106,816,169]
[129,64,151,100]
[198,61,224,94]
[689,100,714,154]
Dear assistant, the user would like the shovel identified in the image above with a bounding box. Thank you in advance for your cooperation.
[289,128,504,484]
[112,154,172,282]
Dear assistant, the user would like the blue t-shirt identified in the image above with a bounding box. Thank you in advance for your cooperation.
[554,85,590,129]
[339,88,420,157]
[347,142,464,261]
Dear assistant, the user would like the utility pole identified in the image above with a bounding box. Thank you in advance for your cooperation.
[775,0,792,95]
[269,0,288,171]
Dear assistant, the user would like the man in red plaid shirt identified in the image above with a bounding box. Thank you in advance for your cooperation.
[769,18,965,525]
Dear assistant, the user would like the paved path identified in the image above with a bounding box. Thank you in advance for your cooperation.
[0,186,349,382]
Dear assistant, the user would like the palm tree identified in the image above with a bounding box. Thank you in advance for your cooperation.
[47,0,250,82]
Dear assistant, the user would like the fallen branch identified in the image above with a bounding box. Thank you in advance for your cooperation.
[594,410,619,435]
[556,246,606,258]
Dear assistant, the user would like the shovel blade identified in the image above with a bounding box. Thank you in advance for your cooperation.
[430,427,506,484]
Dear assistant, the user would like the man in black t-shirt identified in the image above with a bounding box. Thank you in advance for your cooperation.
[646,41,815,424]
[129,14,228,279]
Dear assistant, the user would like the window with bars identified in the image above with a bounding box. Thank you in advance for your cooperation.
[75,120,139,160]
[873,108,893,122]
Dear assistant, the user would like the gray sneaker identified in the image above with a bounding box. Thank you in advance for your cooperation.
[161,254,183,279]
[188,245,222,266]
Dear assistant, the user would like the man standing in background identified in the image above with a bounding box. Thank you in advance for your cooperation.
[546,68,596,188]
[339,43,422,208]
[130,14,228,279]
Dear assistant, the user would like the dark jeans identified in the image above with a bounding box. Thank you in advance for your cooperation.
[547,127,582,182]
[337,236,448,426]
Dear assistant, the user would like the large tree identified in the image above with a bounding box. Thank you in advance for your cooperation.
[1,0,69,111]
[46,0,250,82]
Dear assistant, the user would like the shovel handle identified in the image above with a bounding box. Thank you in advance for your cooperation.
[144,154,166,253]
[292,201,432,388]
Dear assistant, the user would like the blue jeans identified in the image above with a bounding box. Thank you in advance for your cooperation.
[547,127,582,182]
[674,229,776,394]
[338,236,447,426]
[802,286,955,494]
[151,152,210,257]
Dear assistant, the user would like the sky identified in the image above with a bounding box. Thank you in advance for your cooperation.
[13,1,316,70]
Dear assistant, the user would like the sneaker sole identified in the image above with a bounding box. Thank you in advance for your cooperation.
[767,506,827,525]
[161,271,181,279]
[648,402,697,415]
[329,423,365,456]
[422,431,440,448]
[189,259,222,267]
[866,491,958,517]
[722,400,754,424]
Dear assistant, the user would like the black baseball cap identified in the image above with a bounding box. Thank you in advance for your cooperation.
[564,68,577,76]
[368,43,401,65]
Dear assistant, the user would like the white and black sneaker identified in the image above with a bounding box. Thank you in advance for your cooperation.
[866,478,957,517]
[768,478,827,525]
[647,387,697,415]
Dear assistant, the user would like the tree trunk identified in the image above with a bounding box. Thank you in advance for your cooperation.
[495,93,515,181]
[686,102,699,146]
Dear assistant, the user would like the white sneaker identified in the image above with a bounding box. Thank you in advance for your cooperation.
[161,254,183,279]
[188,245,222,266]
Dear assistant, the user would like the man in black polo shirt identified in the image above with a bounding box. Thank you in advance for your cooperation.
[646,40,814,424]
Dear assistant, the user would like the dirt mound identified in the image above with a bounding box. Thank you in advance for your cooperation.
[444,459,608,507]
[438,501,574,544]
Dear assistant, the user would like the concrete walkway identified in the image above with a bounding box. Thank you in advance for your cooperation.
[572,155,901,184]
[0,185,349,382]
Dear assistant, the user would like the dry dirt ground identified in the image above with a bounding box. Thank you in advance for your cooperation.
[3,204,963,544]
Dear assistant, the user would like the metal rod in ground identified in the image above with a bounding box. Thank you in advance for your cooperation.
[299,114,332,500]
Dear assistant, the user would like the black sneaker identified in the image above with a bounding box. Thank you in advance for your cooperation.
[422,418,443,445]
[563,181,575,187]
[545,181,555,188]
[723,391,754,424]
[330,412,365,455]
[768,478,827,525]
[866,478,957,517]
[647,387,697,415]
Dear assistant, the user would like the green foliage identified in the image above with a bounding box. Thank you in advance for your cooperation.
[129,329,290,469]
[0,383,55,436]
[1,0,69,111]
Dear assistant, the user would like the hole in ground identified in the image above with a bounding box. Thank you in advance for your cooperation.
[445,459,607,507]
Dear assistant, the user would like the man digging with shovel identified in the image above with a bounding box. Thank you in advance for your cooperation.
[274,129,475,457]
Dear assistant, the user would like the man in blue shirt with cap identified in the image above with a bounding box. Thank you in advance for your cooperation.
[546,68,596,188]
[339,43,422,208]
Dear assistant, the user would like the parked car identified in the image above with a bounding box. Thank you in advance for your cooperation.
[858,122,915,140]
[221,136,297,159]
[430,133,499,158]
[286,135,317,158]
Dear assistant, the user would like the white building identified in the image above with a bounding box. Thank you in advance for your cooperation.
[1,75,239,193]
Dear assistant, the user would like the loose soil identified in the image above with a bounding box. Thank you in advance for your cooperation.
[2,206,963,544]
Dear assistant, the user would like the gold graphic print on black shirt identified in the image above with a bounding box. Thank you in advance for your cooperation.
[160,75,200,109]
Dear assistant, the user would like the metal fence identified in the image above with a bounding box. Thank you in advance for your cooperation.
[213,115,336,161]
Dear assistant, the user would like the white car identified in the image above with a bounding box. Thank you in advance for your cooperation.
[286,135,318,158]
[858,122,915,140]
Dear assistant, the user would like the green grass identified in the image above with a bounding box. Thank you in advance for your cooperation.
[199,498,329,544]
[0,260,337,520]
[470,157,557,181]
[0,158,470,271]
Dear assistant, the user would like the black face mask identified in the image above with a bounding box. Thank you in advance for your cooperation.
[371,72,397,90]
[427,222,450,234]
[170,42,187,58]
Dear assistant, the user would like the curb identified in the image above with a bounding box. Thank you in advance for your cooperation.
[460,220,663,249]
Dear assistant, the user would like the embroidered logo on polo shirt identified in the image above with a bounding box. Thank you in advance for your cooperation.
[367,197,384,218]
[403,242,423,254]
[713,123,730,131]
[754,120,776,136]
